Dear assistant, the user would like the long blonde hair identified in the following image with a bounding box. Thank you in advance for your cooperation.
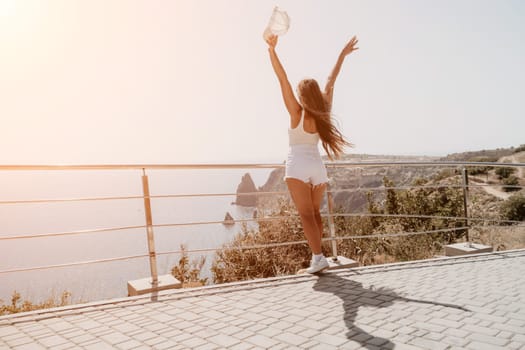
[297,79,351,160]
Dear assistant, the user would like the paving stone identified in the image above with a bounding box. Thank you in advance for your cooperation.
[115,339,143,350]
[37,334,69,347]
[228,342,254,350]
[0,251,523,350]
[493,322,525,335]
[388,342,422,350]
[155,340,183,350]
[462,323,500,336]
[466,332,510,347]
[409,337,450,350]
[50,342,77,350]
[274,332,310,346]
[207,334,241,348]
[144,336,169,346]
[392,333,414,344]
[512,334,525,343]
[11,344,46,350]
[194,343,220,350]
[465,341,510,350]
[100,332,131,345]
[170,332,194,343]
[4,336,33,348]
[412,321,446,333]
[72,333,97,345]
[245,334,279,348]
[441,335,469,347]
[429,317,464,329]
[308,344,339,350]
[316,333,348,346]
[83,341,116,350]
[508,341,525,350]
[443,327,470,338]
[297,319,328,331]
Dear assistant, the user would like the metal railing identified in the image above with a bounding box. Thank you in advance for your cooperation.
[1,161,524,289]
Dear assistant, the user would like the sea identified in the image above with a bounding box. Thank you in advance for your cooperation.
[0,167,276,304]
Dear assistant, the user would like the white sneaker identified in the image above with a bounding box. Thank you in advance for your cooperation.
[306,256,329,274]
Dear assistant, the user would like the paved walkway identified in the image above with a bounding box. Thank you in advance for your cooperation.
[1,250,525,350]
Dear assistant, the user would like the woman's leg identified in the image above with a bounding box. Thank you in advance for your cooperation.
[286,178,322,254]
[311,183,327,243]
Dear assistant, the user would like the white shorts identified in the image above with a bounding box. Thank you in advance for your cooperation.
[284,144,329,186]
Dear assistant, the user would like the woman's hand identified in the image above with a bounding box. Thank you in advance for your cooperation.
[341,36,359,56]
[265,34,278,50]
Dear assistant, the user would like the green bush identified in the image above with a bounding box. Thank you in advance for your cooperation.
[495,167,516,179]
[467,156,498,175]
[500,193,525,222]
[513,144,525,153]
[335,176,466,264]
[468,156,499,162]
[502,176,521,192]
[468,166,492,176]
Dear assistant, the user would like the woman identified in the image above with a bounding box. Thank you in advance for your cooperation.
[265,34,358,273]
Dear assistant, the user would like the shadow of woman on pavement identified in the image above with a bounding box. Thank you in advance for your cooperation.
[312,272,469,349]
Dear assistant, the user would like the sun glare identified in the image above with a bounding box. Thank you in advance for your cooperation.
[0,0,17,18]
[0,0,45,46]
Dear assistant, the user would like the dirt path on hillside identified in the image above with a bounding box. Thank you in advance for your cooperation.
[509,153,525,179]
[500,152,525,179]
[472,152,524,200]
[480,184,512,200]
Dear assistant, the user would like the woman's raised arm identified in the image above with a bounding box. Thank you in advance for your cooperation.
[266,34,301,120]
[324,36,359,107]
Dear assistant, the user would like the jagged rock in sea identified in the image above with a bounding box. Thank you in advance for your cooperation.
[234,173,258,207]
[223,212,235,226]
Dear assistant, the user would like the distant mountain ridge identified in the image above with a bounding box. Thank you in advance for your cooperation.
[254,145,524,213]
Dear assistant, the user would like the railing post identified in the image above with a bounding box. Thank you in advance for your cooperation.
[326,183,338,261]
[141,168,159,287]
[461,167,470,245]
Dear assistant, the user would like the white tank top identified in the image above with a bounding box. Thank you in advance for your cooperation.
[288,110,320,146]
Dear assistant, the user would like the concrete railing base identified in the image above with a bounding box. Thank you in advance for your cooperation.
[445,242,493,257]
[128,274,182,296]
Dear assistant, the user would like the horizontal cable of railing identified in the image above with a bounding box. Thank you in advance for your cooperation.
[2,220,523,275]
[155,224,523,256]
[0,161,523,171]
[2,214,523,242]
[1,161,522,279]
[2,182,524,206]
[0,226,471,274]
[0,254,149,274]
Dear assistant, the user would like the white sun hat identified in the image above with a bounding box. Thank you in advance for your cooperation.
[263,6,290,40]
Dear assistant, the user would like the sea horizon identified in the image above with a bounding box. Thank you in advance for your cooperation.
[0,167,273,304]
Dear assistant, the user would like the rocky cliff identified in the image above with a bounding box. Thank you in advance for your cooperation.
[242,148,523,215]
[234,173,258,207]
[257,154,443,213]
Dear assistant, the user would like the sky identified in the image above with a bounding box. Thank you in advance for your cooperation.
[1,0,524,165]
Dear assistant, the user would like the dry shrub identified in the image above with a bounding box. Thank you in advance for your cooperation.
[212,200,315,283]
[333,176,466,265]
[212,175,515,283]
[334,217,442,265]
[499,192,525,221]
[470,226,525,251]
[0,290,71,315]
[171,245,208,287]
